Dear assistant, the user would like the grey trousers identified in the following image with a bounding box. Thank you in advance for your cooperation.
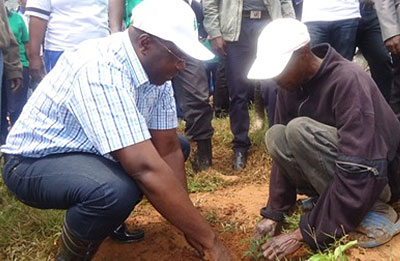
[266,117,396,221]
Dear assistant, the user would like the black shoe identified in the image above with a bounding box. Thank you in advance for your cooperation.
[109,223,144,243]
[192,139,212,172]
[233,151,247,171]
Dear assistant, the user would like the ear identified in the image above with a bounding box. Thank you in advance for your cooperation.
[137,34,153,55]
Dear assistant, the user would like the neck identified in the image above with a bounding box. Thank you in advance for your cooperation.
[304,54,323,82]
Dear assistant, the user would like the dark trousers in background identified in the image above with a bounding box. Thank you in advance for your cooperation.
[1,66,29,143]
[306,18,360,60]
[356,5,393,101]
[172,56,214,141]
[390,55,400,121]
[226,17,269,152]
[213,56,229,117]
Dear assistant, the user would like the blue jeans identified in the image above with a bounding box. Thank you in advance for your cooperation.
[44,50,64,73]
[356,6,393,101]
[306,18,360,60]
[2,153,143,241]
[2,136,190,241]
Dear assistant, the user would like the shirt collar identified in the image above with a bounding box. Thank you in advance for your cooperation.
[121,30,149,87]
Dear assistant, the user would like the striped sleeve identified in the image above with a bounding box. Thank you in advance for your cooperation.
[66,60,151,155]
[26,0,51,20]
[148,81,178,130]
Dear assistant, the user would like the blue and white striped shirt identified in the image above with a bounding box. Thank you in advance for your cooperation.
[2,31,177,158]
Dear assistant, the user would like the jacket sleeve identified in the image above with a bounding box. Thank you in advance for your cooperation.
[280,0,295,18]
[374,0,400,41]
[299,72,393,250]
[261,88,297,221]
[202,0,222,38]
[1,6,22,81]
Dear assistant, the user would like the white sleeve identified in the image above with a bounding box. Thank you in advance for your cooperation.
[25,0,51,20]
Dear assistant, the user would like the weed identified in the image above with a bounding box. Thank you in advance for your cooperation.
[187,174,226,193]
[307,236,357,261]
[243,234,270,260]
[282,208,303,233]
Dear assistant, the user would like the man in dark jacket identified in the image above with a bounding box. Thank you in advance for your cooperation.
[248,18,400,260]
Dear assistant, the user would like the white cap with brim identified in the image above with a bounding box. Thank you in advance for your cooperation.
[248,18,310,80]
[131,0,214,61]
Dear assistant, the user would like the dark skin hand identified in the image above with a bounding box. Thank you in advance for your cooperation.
[253,218,281,241]
[210,36,226,56]
[385,35,400,55]
[261,228,303,260]
[9,78,22,92]
[111,136,230,260]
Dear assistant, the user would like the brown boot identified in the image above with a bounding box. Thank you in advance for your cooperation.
[192,139,212,172]
[56,221,103,261]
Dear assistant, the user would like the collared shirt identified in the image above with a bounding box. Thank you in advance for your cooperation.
[1,31,177,159]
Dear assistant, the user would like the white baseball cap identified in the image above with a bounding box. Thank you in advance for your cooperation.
[131,0,214,61]
[247,18,310,79]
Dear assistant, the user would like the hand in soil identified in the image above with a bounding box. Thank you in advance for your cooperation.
[253,218,280,241]
[203,237,231,261]
[261,228,303,260]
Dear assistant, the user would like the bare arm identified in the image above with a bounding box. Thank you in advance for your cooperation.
[28,16,47,82]
[150,129,187,191]
[109,0,124,33]
[110,140,230,259]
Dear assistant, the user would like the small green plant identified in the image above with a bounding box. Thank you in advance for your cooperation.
[220,221,239,232]
[282,209,303,233]
[307,237,357,261]
[243,234,270,260]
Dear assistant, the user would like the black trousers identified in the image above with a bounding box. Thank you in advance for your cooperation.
[172,56,214,141]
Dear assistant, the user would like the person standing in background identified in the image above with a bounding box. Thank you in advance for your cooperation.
[0,0,22,143]
[2,6,29,143]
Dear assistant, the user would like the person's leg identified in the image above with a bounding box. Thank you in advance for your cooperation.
[305,21,330,48]
[178,134,191,162]
[226,17,269,169]
[267,117,396,218]
[0,50,3,142]
[213,56,229,118]
[356,7,393,101]
[44,50,64,73]
[172,56,213,171]
[2,153,142,241]
[260,80,278,127]
[390,55,400,120]
[330,18,360,60]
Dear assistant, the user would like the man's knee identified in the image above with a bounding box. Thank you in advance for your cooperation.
[90,179,142,218]
[285,117,314,146]
[265,124,286,158]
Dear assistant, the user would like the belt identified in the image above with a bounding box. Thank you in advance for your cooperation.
[242,10,269,20]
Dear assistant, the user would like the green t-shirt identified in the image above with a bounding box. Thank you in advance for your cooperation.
[125,0,143,27]
[7,11,29,67]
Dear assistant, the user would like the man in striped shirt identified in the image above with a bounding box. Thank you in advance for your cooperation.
[1,0,230,260]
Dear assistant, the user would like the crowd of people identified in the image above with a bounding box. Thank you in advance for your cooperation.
[1,0,400,260]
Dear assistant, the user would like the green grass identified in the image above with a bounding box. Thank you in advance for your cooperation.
[0,178,64,260]
[307,236,357,261]
[187,174,226,193]
[242,234,270,260]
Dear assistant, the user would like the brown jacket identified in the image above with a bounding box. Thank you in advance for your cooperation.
[0,0,22,80]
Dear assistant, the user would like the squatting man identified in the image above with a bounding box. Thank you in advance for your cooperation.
[250,18,400,260]
[1,0,231,260]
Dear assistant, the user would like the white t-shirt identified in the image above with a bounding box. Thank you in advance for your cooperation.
[302,0,360,23]
[26,0,110,51]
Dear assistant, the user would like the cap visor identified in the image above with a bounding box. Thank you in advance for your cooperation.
[248,51,293,80]
[178,40,215,61]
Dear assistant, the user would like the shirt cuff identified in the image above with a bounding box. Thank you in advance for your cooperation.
[260,206,285,222]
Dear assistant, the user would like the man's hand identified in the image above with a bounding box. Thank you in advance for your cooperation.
[9,78,22,92]
[210,36,227,56]
[261,228,303,260]
[385,35,400,55]
[29,55,45,83]
[203,237,231,261]
[253,218,280,241]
